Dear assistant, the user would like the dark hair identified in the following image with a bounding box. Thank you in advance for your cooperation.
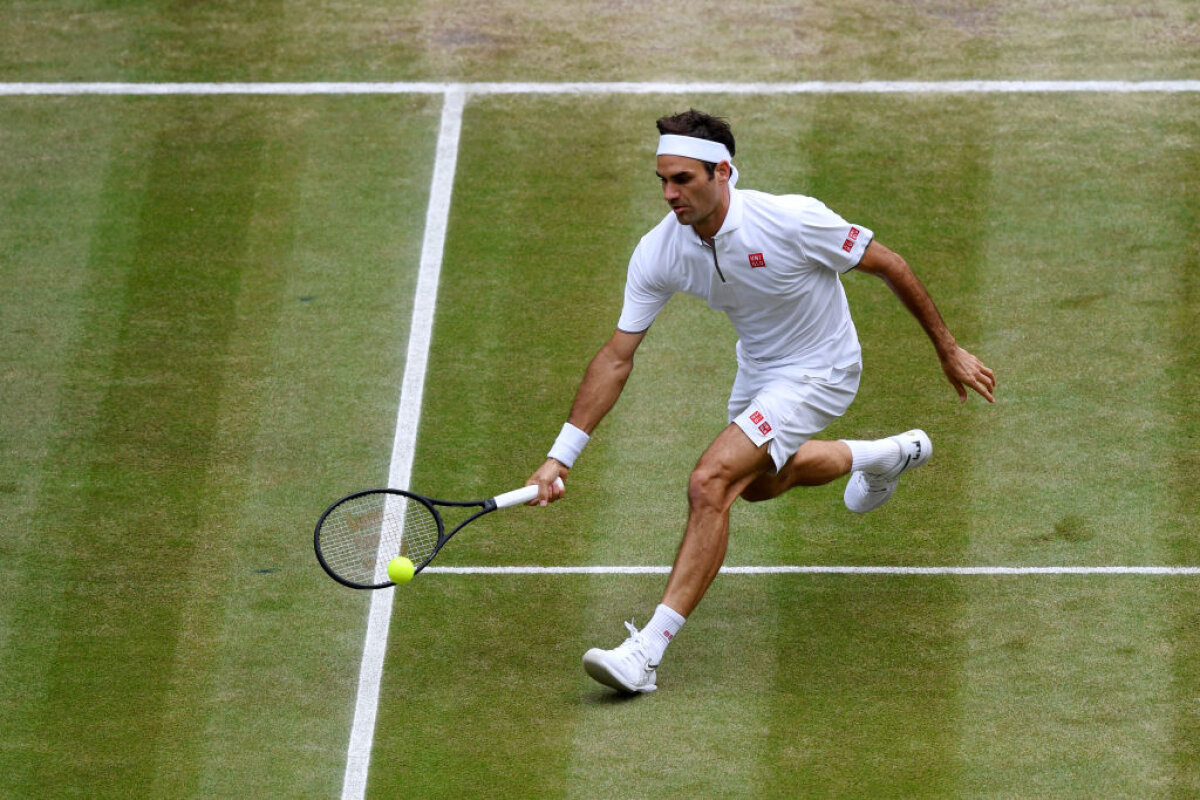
[655,109,736,177]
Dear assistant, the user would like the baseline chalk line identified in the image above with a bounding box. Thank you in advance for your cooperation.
[2,80,1199,96]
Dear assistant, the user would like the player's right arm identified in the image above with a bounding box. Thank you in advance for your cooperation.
[528,328,646,504]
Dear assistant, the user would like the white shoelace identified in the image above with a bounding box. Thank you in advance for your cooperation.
[615,621,652,665]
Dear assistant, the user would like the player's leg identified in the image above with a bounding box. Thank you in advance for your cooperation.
[582,424,770,694]
[731,366,932,509]
[740,439,852,502]
[661,422,774,617]
[743,430,934,509]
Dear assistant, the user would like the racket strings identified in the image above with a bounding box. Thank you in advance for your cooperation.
[319,493,440,586]
[397,497,439,565]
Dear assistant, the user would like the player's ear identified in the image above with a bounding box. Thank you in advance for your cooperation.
[715,161,732,184]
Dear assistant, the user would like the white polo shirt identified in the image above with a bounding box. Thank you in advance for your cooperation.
[618,186,873,370]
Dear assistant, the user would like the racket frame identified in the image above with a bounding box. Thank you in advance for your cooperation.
[314,489,507,590]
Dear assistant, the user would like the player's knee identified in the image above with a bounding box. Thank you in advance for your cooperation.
[687,465,729,513]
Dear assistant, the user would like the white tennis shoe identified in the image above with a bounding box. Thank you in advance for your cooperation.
[843,429,932,514]
[583,620,658,694]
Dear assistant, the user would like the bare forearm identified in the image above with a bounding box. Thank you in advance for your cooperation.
[892,269,996,401]
[528,331,643,502]
[567,340,635,434]
[856,240,996,402]
[877,265,957,357]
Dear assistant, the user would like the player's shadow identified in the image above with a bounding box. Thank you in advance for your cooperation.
[580,688,648,706]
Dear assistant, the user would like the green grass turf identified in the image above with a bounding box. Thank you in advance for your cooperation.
[1,92,1196,797]
[371,575,1187,798]
[1,3,1198,798]
[0,94,442,796]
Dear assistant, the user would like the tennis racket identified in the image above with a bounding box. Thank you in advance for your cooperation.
[314,478,562,589]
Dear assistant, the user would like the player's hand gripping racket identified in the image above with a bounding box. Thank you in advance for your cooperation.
[314,478,562,589]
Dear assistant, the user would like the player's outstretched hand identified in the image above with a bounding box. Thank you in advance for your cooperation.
[526,459,569,506]
[941,344,996,403]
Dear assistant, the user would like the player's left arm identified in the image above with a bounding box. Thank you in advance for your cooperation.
[854,239,996,403]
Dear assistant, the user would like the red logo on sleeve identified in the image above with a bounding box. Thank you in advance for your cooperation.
[759,421,772,435]
[750,411,763,425]
[841,226,861,253]
[748,252,766,268]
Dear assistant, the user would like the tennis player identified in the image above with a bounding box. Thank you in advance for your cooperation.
[527,109,995,694]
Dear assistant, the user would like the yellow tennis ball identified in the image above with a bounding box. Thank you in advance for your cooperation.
[387,556,415,585]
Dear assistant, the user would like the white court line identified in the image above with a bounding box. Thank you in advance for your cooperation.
[2,80,1200,96]
[339,89,465,800]
[425,565,1200,575]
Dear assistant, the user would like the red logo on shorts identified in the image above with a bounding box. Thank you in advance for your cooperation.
[748,252,766,268]
[748,410,771,435]
[841,226,861,253]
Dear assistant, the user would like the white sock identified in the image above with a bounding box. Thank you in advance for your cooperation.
[641,604,686,663]
[840,438,900,473]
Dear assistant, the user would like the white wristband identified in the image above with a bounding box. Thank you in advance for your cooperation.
[547,422,590,468]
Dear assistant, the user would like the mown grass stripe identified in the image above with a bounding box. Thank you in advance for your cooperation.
[22,101,269,796]
[1165,93,1200,798]
[956,94,1191,796]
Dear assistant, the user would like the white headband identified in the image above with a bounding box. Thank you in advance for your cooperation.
[657,134,739,186]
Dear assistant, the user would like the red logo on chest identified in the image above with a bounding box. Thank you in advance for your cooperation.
[748,252,766,268]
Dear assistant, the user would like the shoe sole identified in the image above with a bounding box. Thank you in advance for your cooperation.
[844,470,894,513]
[582,649,657,694]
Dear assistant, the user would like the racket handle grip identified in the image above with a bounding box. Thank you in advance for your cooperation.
[494,477,564,509]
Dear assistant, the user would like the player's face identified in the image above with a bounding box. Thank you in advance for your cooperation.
[656,154,729,239]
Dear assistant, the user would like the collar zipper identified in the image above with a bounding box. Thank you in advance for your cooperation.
[706,242,727,283]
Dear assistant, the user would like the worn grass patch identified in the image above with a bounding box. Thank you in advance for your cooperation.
[2,1,1198,82]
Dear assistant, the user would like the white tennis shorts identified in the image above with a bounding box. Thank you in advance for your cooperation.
[729,361,861,472]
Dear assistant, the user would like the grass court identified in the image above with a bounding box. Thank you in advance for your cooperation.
[1,2,1198,798]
